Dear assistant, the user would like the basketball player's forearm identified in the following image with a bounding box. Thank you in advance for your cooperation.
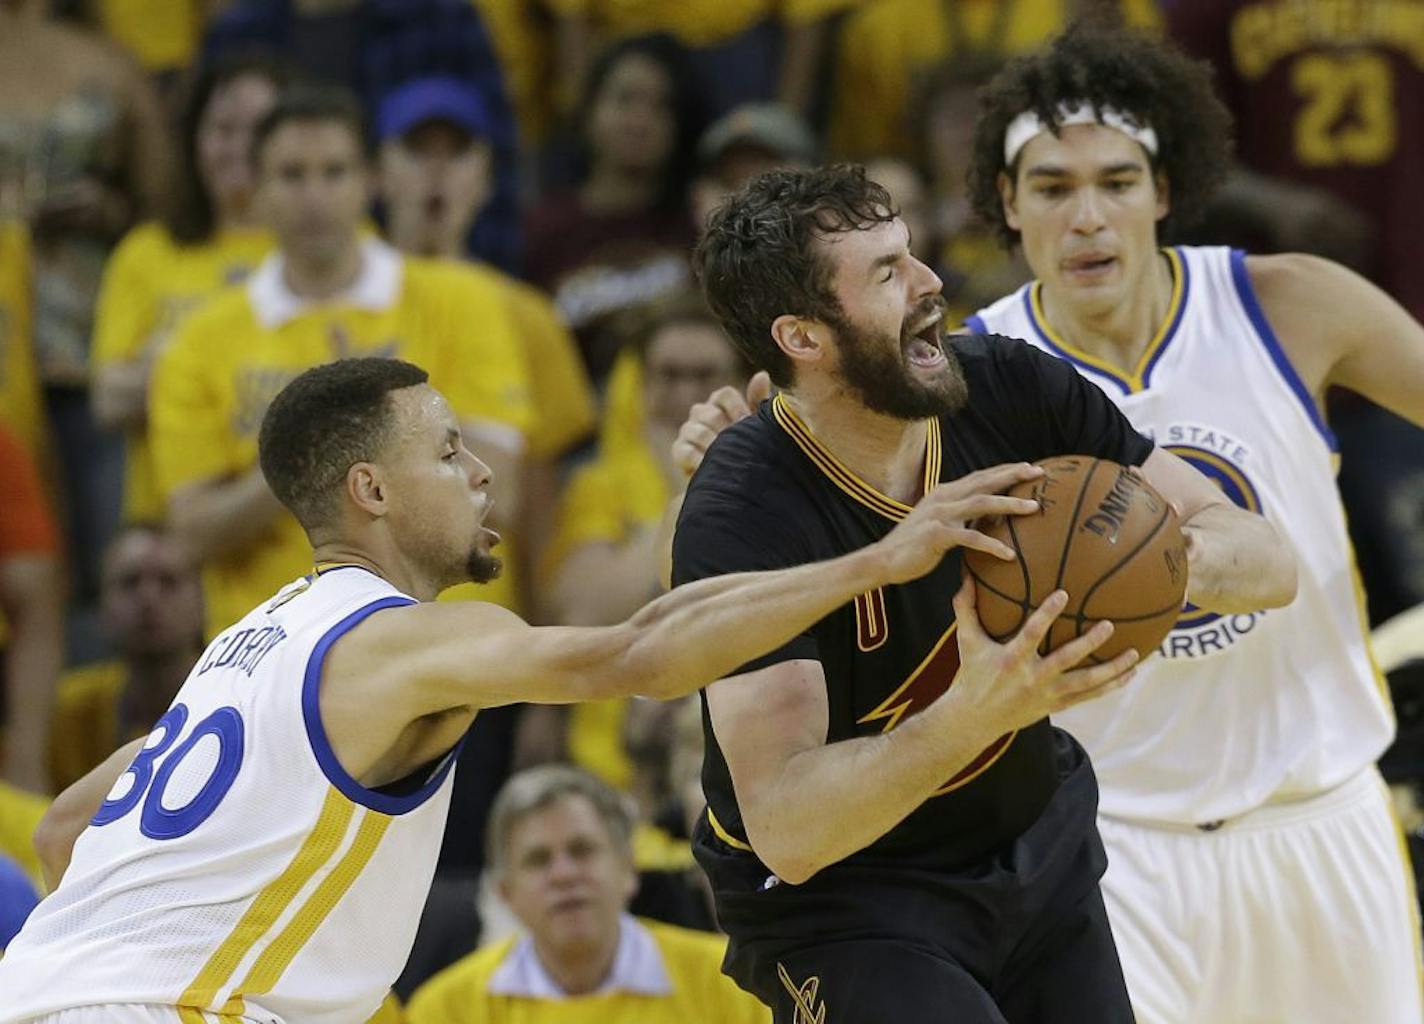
[626,549,890,700]
[744,689,1003,883]
[34,738,145,890]
[169,469,285,563]
[1182,505,1297,613]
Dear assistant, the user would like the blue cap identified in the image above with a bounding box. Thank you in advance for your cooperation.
[376,76,493,142]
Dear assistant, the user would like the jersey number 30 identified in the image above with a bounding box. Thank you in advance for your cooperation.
[91,703,245,840]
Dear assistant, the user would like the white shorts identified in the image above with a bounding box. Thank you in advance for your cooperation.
[1099,767,1424,1024]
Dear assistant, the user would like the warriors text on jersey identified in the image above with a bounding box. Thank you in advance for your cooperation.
[0,566,458,1024]
[970,245,1394,825]
[671,333,1152,909]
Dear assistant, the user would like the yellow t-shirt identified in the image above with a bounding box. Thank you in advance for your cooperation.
[541,0,775,46]
[150,246,534,638]
[47,660,137,794]
[598,349,646,468]
[405,918,769,1024]
[93,221,275,520]
[471,265,596,461]
[0,782,48,890]
[96,0,202,73]
[0,221,46,466]
[545,433,671,791]
[828,0,1162,159]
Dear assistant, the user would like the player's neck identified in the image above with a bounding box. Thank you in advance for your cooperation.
[534,934,620,996]
[310,538,442,602]
[1038,250,1173,372]
[782,391,930,504]
[281,240,364,301]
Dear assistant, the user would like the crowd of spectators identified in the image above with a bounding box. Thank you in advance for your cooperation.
[1,0,1421,1014]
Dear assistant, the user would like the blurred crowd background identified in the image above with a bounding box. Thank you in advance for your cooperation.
[0,0,1422,1011]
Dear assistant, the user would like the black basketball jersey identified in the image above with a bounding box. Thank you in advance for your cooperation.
[672,334,1154,877]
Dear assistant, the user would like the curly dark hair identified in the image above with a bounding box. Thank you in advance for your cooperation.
[259,358,429,531]
[693,165,897,387]
[968,20,1232,248]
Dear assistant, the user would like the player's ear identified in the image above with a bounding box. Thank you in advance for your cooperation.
[347,462,387,518]
[1154,169,1171,222]
[998,170,1021,231]
[770,314,825,368]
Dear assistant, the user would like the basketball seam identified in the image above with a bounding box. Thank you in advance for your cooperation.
[1053,457,1101,594]
[963,561,1031,641]
[1077,501,1175,618]
[1003,514,1033,632]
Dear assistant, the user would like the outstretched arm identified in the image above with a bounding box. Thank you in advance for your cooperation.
[331,465,1045,718]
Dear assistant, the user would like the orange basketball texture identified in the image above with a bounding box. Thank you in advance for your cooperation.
[962,456,1188,663]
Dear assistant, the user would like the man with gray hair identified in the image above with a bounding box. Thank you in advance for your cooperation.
[405,765,768,1023]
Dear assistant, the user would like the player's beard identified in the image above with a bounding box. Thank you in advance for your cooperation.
[466,549,503,585]
[830,298,968,420]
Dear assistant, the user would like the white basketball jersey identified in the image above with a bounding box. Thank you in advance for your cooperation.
[971,246,1394,824]
[0,565,457,1023]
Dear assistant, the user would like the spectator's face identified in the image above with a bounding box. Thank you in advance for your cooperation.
[257,120,370,265]
[816,217,968,419]
[376,385,501,588]
[198,72,279,218]
[101,532,203,659]
[643,321,744,432]
[378,120,492,257]
[588,54,675,175]
[498,795,637,960]
[1001,123,1168,316]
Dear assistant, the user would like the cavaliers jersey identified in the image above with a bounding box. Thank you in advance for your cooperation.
[672,333,1153,884]
[970,245,1395,825]
[0,565,458,1024]
[1167,0,1424,321]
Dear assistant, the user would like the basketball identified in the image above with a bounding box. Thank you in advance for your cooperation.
[963,456,1189,663]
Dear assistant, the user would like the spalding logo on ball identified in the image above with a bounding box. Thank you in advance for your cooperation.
[963,455,1188,664]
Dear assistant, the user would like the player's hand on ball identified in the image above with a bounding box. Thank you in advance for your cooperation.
[672,371,773,478]
[874,463,1046,584]
[953,577,1139,732]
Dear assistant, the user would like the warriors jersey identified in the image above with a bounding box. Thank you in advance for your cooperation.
[0,565,457,1024]
[672,334,1152,881]
[970,245,1394,825]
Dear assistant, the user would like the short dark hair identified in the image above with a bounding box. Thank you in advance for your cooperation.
[969,20,1232,247]
[258,358,429,531]
[252,83,369,168]
[694,164,897,387]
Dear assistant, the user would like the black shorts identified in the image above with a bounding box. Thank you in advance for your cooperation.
[697,734,1132,1023]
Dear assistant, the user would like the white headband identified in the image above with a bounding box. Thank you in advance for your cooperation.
[1003,103,1158,165]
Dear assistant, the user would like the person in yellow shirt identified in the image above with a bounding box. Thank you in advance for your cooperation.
[375,75,597,611]
[49,522,204,792]
[149,84,535,638]
[406,765,769,1024]
[542,295,750,793]
[92,54,287,522]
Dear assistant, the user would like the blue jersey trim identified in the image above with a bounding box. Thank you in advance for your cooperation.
[964,313,989,335]
[302,595,463,814]
[1228,249,1338,452]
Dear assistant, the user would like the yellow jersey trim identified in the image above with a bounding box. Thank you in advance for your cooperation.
[707,808,755,853]
[179,786,353,1010]
[222,809,392,1009]
[1026,247,1186,394]
[771,394,941,522]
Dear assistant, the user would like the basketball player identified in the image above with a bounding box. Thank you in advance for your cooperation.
[963,23,1424,1022]
[671,165,1295,1022]
[0,357,1030,1024]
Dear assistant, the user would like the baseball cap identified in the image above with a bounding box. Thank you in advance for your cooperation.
[696,103,819,166]
[376,75,493,142]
